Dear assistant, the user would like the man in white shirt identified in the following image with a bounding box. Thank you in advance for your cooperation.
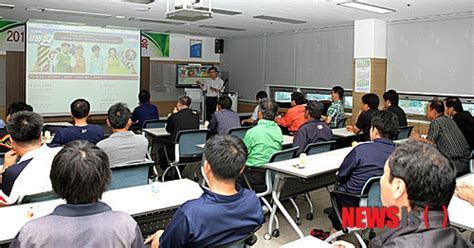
[197,66,224,121]
[0,111,62,206]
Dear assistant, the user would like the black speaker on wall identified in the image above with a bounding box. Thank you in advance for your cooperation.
[215,39,224,54]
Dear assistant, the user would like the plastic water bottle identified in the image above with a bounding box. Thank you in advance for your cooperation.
[299,153,307,168]
[151,182,160,198]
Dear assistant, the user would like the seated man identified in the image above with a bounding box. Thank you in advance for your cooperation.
[326,111,398,231]
[11,140,144,247]
[347,93,380,141]
[412,100,470,177]
[0,102,33,154]
[97,103,148,166]
[146,134,264,248]
[383,89,407,127]
[322,86,345,128]
[333,140,470,248]
[166,95,200,143]
[0,111,62,206]
[208,96,241,134]
[276,92,308,134]
[158,95,200,174]
[242,98,282,188]
[293,100,333,155]
[51,99,104,145]
[241,91,268,126]
[444,96,474,149]
[132,89,160,128]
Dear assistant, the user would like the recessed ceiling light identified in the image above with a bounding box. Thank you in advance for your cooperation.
[253,15,306,24]
[25,7,111,18]
[129,17,185,25]
[198,24,246,32]
[338,1,395,14]
[116,15,125,19]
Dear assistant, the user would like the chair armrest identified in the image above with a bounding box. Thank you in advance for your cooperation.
[329,190,366,233]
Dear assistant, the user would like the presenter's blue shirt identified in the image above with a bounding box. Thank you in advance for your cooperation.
[51,124,104,145]
[159,184,264,248]
[131,103,159,128]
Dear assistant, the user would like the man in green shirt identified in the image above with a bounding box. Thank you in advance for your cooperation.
[323,86,345,128]
[242,98,282,190]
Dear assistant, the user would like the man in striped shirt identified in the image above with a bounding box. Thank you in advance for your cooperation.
[412,100,470,177]
[208,96,241,134]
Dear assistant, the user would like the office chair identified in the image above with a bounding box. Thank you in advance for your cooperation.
[325,176,382,248]
[228,126,252,140]
[470,149,474,173]
[396,126,414,140]
[243,146,299,240]
[142,119,167,129]
[109,159,155,190]
[212,225,262,248]
[336,117,348,128]
[162,129,209,181]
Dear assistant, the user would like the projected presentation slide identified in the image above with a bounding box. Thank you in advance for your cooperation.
[176,64,212,87]
[26,21,140,115]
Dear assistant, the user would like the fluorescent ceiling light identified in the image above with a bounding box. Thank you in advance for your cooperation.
[338,1,395,14]
[129,17,185,25]
[26,7,111,18]
[198,24,245,32]
[29,19,87,26]
[253,15,306,24]
[0,3,14,9]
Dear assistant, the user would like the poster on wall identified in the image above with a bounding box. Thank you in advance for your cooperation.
[355,58,371,93]
[0,20,25,53]
[189,39,202,58]
[141,31,170,58]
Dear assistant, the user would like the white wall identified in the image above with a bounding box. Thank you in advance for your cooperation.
[222,27,354,100]
[387,17,474,96]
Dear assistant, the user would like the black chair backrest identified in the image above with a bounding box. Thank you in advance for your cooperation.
[212,224,262,248]
[360,176,382,207]
[228,127,252,140]
[21,191,58,203]
[109,160,155,190]
[336,117,348,128]
[175,129,209,158]
[143,119,167,129]
[269,146,299,163]
[304,140,336,155]
[396,126,414,140]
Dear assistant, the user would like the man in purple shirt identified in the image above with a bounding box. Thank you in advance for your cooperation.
[131,90,159,128]
[292,100,333,155]
[208,96,241,134]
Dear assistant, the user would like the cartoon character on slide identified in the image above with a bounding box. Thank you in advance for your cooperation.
[106,48,127,74]
[89,45,104,74]
[54,43,72,73]
[71,44,86,73]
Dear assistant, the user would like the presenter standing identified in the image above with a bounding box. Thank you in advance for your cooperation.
[197,66,224,121]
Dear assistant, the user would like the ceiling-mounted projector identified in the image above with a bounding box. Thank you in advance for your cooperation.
[122,0,155,4]
[166,0,212,22]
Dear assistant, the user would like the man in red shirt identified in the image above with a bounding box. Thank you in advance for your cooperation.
[276,92,308,134]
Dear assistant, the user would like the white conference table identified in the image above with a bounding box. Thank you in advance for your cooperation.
[394,138,409,146]
[265,147,353,238]
[280,236,331,248]
[449,173,474,231]
[0,179,203,244]
[43,122,73,127]
[332,128,358,138]
[196,135,294,149]
[143,124,208,138]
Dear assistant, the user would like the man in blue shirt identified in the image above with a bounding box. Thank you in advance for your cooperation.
[292,100,333,155]
[208,96,241,134]
[146,134,264,248]
[325,110,398,231]
[51,99,104,145]
[131,90,159,128]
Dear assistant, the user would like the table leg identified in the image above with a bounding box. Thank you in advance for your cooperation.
[271,172,305,239]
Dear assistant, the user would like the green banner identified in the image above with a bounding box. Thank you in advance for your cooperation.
[141,32,170,57]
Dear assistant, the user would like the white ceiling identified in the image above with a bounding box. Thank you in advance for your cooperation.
[1,0,473,38]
